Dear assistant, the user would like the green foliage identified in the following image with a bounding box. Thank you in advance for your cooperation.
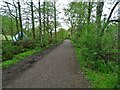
[86,70,118,88]
[2,39,35,62]
[1,15,16,35]
[14,39,35,49]
[57,28,69,41]
[72,22,119,88]
[75,47,118,88]
[1,47,43,68]
[101,24,118,61]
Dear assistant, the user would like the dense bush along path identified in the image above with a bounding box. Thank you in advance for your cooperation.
[3,40,89,88]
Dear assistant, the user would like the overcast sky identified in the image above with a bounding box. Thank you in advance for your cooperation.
[0,0,119,29]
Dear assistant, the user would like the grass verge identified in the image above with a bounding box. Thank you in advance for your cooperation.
[0,47,43,69]
[75,47,118,88]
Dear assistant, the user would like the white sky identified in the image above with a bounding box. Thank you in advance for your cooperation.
[0,0,119,30]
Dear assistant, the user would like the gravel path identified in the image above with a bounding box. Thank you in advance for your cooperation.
[3,40,90,88]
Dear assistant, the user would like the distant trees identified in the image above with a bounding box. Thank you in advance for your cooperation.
[64,2,88,33]
[57,28,68,41]
[1,0,60,46]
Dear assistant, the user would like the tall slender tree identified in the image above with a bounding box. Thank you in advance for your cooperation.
[87,2,93,25]
[31,1,35,40]
[18,0,23,39]
[54,0,57,42]
[96,2,104,33]
[13,1,19,33]
[38,0,42,46]
[43,1,46,46]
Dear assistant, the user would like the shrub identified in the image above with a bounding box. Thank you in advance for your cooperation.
[72,23,118,88]
[2,39,35,62]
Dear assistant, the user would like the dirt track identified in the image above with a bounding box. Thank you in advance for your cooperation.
[3,40,90,88]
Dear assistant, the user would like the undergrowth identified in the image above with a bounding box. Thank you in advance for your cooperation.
[0,47,43,69]
[75,47,118,88]
[72,23,119,88]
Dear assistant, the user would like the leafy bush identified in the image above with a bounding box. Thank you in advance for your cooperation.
[72,23,119,88]
[1,47,43,68]
[2,39,35,62]
[14,39,35,49]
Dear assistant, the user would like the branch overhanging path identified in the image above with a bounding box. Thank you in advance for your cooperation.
[3,40,89,88]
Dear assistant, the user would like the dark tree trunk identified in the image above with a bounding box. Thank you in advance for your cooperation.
[54,0,57,42]
[43,1,46,46]
[50,29,53,43]
[96,2,104,32]
[13,1,19,33]
[31,1,35,40]
[87,2,92,25]
[38,0,42,46]
[18,1,23,39]
[46,6,50,44]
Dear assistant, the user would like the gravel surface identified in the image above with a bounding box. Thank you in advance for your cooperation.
[3,40,90,88]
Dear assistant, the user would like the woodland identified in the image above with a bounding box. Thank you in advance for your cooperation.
[0,0,119,88]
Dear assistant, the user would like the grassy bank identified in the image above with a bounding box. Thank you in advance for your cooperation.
[0,47,43,69]
[1,40,63,69]
[75,47,118,88]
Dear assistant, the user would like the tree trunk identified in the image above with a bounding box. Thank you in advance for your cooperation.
[18,1,23,39]
[43,1,46,46]
[96,2,104,60]
[54,0,57,42]
[46,6,50,44]
[87,2,92,25]
[31,1,35,40]
[50,29,53,43]
[96,2,104,32]
[13,1,19,33]
[38,0,42,46]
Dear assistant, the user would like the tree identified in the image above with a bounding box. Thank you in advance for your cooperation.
[43,1,46,46]
[101,1,120,36]
[3,1,16,39]
[87,2,93,25]
[13,1,19,33]
[18,0,23,39]
[54,0,57,42]
[96,2,104,34]
[1,15,16,36]
[30,1,35,40]
[64,2,88,36]
[38,0,42,46]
